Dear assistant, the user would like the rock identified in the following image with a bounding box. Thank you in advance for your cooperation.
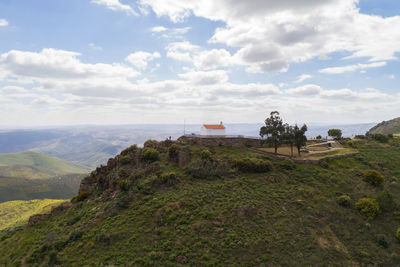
[28,214,48,227]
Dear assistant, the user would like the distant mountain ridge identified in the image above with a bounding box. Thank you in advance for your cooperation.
[0,151,89,179]
[367,117,400,135]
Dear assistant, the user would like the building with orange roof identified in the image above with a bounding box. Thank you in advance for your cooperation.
[200,122,226,136]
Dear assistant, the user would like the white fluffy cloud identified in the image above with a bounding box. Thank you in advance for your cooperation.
[91,0,137,15]
[319,62,387,74]
[0,49,140,83]
[125,51,161,69]
[294,74,312,83]
[151,26,167,32]
[287,84,322,95]
[140,0,400,73]
[0,19,8,27]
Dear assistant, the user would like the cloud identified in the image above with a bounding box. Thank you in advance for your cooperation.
[287,84,322,95]
[193,49,233,70]
[319,62,387,74]
[388,74,395,80]
[125,51,161,69]
[0,19,8,27]
[178,70,229,85]
[0,48,140,88]
[91,0,138,15]
[294,74,312,83]
[151,26,167,32]
[140,0,400,72]
[89,43,103,51]
[166,41,199,62]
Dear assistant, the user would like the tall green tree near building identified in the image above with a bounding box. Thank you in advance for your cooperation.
[260,111,285,154]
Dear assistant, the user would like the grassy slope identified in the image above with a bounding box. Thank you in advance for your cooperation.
[0,199,66,231]
[368,117,400,135]
[0,174,85,203]
[1,140,400,265]
[0,151,89,179]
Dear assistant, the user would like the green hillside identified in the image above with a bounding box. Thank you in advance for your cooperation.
[0,199,66,231]
[1,139,400,265]
[0,151,89,179]
[368,117,400,135]
[0,174,85,203]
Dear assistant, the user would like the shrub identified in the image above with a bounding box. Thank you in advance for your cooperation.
[232,158,272,173]
[144,140,159,148]
[119,179,131,191]
[396,228,400,242]
[141,148,160,162]
[377,234,389,248]
[185,160,232,180]
[280,158,296,170]
[316,135,322,140]
[159,172,179,186]
[375,190,396,212]
[355,198,380,219]
[363,170,384,186]
[372,133,389,143]
[120,145,138,156]
[200,149,212,161]
[119,155,132,165]
[118,169,129,179]
[168,144,179,161]
[337,195,351,207]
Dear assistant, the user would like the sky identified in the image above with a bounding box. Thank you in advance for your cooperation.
[0,0,399,126]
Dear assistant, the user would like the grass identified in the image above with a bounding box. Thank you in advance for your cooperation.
[0,139,400,265]
[0,151,89,179]
[0,199,66,231]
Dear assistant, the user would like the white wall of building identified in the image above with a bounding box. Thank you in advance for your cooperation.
[200,127,226,136]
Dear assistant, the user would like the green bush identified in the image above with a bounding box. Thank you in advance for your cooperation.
[200,149,212,161]
[363,170,384,186]
[375,190,396,212]
[337,195,351,207]
[118,169,129,179]
[144,140,159,148]
[119,179,131,191]
[280,158,296,170]
[396,228,400,242]
[168,144,179,161]
[185,160,232,180]
[355,198,380,219]
[141,148,160,162]
[232,158,272,173]
[160,172,178,186]
[120,145,138,156]
[119,155,132,165]
[376,234,389,248]
[372,134,389,143]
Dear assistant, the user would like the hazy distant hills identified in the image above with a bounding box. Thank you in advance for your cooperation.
[0,123,375,168]
[0,151,88,179]
[367,117,400,135]
[0,151,88,203]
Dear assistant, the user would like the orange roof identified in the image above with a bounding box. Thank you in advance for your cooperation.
[203,124,225,129]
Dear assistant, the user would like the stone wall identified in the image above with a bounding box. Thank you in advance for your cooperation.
[178,136,263,148]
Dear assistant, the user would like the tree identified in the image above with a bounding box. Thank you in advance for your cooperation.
[293,124,308,156]
[328,129,342,140]
[316,135,322,140]
[260,111,285,154]
[282,124,295,157]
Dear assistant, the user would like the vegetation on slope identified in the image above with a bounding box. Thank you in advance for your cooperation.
[0,199,67,231]
[0,151,89,179]
[368,117,400,135]
[0,174,85,203]
[1,138,400,266]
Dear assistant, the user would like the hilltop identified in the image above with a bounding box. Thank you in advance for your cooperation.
[367,117,400,135]
[1,137,400,265]
[0,151,89,179]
